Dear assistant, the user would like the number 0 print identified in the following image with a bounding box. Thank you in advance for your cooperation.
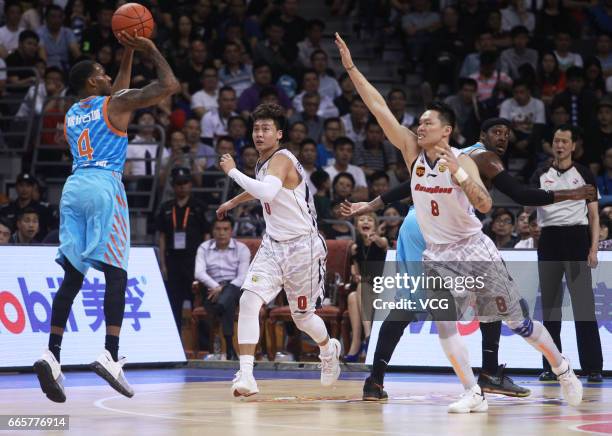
[264,202,271,215]
[297,296,307,310]
[78,128,94,160]
[431,200,439,216]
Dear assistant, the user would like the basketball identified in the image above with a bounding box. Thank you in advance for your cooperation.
[112,3,155,39]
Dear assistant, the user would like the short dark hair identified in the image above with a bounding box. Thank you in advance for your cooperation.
[512,78,530,90]
[370,170,389,183]
[491,207,515,225]
[310,169,330,190]
[324,117,341,128]
[307,19,325,31]
[4,0,21,13]
[555,124,581,142]
[228,115,246,126]
[511,25,529,38]
[300,138,317,150]
[17,207,39,221]
[366,119,382,130]
[310,49,327,61]
[45,4,63,18]
[333,136,354,150]
[216,135,235,147]
[0,216,13,232]
[458,77,478,89]
[240,143,256,155]
[45,66,64,81]
[252,60,271,72]
[251,103,285,131]
[219,85,236,96]
[425,101,456,128]
[69,60,96,94]
[480,50,498,66]
[387,88,407,99]
[19,30,39,44]
[332,171,355,188]
[528,210,537,224]
[566,66,584,81]
[212,216,234,228]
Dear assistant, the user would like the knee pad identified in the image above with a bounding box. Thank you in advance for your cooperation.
[237,290,263,344]
[291,310,328,344]
[509,317,534,338]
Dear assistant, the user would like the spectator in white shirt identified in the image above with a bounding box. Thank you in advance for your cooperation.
[324,136,368,201]
[514,211,540,248]
[500,0,535,33]
[191,65,220,119]
[292,69,339,119]
[499,79,546,136]
[201,86,238,143]
[194,217,251,360]
[387,88,415,128]
[310,49,341,101]
[298,19,325,68]
[0,0,24,58]
[340,96,369,144]
[554,31,583,72]
[16,66,66,118]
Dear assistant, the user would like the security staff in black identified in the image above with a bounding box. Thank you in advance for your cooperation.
[531,125,603,383]
[157,167,211,332]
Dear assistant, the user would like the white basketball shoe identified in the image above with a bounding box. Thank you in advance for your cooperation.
[90,350,134,398]
[556,358,583,407]
[319,338,341,387]
[34,349,66,403]
[232,370,259,397]
[448,384,489,413]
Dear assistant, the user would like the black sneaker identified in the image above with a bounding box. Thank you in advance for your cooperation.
[587,371,603,383]
[539,370,557,382]
[478,365,531,397]
[363,376,388,401]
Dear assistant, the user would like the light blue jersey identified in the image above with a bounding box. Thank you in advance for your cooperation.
[57,95,130,274]
[64,95,128,172]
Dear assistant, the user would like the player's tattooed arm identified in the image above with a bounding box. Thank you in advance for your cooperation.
[456,155,492,213]
[110,33,180,116]
[335,32,418,168]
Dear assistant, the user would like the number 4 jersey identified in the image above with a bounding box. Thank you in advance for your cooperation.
[64,95,128,173]
[410,147,482,245]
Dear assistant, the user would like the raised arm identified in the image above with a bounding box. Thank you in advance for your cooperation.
[111,38,134,93]
[335,33,418,168]
[108,33,180,130]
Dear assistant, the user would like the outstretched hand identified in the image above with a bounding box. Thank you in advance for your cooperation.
[340,199,371,218]
[116,30,155,53]
[334,32,354,70]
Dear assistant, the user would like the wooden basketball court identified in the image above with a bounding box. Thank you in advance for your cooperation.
[2,367,611,435]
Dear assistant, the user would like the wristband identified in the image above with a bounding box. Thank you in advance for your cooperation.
[454,167,469,184]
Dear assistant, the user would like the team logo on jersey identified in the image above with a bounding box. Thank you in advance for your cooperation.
[252,275,259,283]
[416,166,425,177]
[439,164,447,172]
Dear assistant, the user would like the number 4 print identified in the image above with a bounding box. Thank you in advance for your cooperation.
[78,128,94,160]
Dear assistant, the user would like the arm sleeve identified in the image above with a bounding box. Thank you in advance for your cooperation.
[194,244,220,289]
[228,168,282,202]
[231,243,252,287]
[491,170,555,206]
[380,180,412,204]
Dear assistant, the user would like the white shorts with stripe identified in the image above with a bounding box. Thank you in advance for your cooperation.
[423,232,524,322]
[242,232,327,314]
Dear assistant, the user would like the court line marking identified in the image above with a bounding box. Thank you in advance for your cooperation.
[93,388,426,435]
[568,423,612,435]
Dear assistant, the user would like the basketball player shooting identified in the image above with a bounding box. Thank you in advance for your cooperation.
[335,32,583,413]
[217,103,341,397]
[33,31,180,403]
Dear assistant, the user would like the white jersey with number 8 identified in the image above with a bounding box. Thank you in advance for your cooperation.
[410,147,482,245]
[255,148,318,241]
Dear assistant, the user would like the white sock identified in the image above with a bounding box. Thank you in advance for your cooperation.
[319,339,333,356]
[239,355,254,375]
[510,319,564,371]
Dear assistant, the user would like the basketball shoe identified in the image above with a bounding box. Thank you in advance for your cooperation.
[319,338,341,386]
[232,370,259,397]
[362,376,388,401]
[34,349,66,403]
[91,350,134,398]
[478,364,531,397]
[556,358,583,407]
[447,384,488,413]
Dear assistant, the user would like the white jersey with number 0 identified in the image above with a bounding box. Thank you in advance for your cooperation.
[256,148,318,241]
[410,147,482,245]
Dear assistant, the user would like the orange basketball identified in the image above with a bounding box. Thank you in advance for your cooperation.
[112,3,155,39]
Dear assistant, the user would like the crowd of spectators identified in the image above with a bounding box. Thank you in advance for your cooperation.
[2,0,612,358]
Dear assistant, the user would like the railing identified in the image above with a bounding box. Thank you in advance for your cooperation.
[0,67,40,153]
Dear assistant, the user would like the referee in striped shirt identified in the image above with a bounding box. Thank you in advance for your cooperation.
[531,124,603,383]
